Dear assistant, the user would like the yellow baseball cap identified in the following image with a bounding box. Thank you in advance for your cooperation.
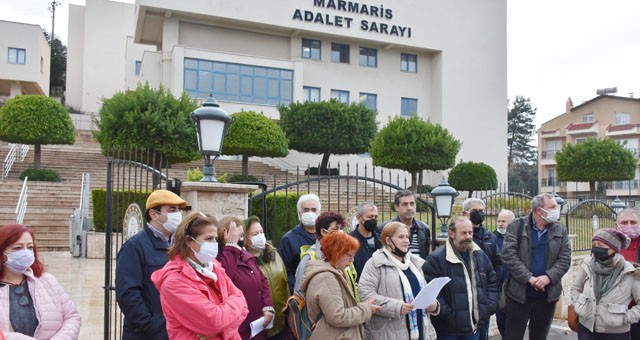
[146,189,188,210]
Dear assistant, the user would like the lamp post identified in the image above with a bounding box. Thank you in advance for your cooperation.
[190,95,231,182]
[430,177,459,238]
[612,196,626,216]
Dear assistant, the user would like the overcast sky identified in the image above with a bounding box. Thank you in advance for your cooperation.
[1,0,639,128]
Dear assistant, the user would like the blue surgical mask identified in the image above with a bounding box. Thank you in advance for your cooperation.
[4,249,35,273]
[191,238,218,264]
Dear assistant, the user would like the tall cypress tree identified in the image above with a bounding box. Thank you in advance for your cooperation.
[507,96,537,167]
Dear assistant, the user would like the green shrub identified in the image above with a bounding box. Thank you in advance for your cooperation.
[416,185,433,194]
[304,167,339,176]
[19,168,61,182]
[251,191,305,247]
[229,174,258,183]
[187,168,203,181]
[92,189,151,232]
[485,196,531,215]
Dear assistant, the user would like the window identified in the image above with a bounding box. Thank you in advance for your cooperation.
[582,112,594,123]
[40,57,43,73]
[401,53,417,73]
[401,97,417,117]
[8,48,26,64]
[303,86,320,102]
[575,138,586,144]
[184,58,293,106]
[615,112,630,125]
[302,39,321,60]
[359,47,377,67]
[359,93,377,111]
[331,89,349,103]
[135,61,142,76]
[547,168,557,186]
[543,140,563,159]
[331,43,350,63]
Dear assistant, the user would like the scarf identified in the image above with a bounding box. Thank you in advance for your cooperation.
[187,258,218,282]
[383,248,427,340]
[591,253,624,302]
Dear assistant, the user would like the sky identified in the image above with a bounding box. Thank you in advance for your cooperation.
[1,0,639,128]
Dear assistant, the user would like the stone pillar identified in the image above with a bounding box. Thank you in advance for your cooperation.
[180,182,259,219]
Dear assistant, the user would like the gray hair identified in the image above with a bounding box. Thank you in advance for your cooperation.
[448,216,472,232]
[498,209,516,222]
[617,208,639,222]
[357,202,377,215]
[532,193,553,210]
[296,194,321,213]
[394,190,416,205]
[462,198,485,212]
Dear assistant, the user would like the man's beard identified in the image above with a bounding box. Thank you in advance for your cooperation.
[452,238,472,251]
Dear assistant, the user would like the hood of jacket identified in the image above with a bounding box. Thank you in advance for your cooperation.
[300,260,342,294]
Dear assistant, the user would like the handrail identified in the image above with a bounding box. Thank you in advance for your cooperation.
[15,177,28,224]
[2,143,30,179]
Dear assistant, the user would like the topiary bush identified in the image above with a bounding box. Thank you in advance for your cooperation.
[19,168,61,182]
[448,161,498,198]
[92,189,151,232]
[251,191,305,247]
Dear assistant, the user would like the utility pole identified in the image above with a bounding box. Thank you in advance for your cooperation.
[49,0,61,43]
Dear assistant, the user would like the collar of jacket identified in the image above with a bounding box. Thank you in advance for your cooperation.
[371,248,425,268]
[445,237,481,264]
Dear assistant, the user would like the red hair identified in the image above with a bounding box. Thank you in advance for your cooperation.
[0,224,45,277]
[320,231,360,266]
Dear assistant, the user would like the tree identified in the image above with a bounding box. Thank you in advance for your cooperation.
[448,161,497,198]
[508,96,537,167]
[369,116,461,190]
[556,138,636,197]
[279,99,377,171]
[222,111,289,176]
[43,32,67,96]
[94,83,200,165]
[508,161,538,195]
[0,95,75,169]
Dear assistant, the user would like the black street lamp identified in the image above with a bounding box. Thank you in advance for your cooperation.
[430,177,459,238]
[190,95,231,182]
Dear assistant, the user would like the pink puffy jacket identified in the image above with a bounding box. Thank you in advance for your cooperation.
[151,256,249,340]
[0,269,81,339]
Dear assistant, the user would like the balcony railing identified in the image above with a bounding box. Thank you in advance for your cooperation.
[606,180,640,190]
[541,177,566,188]
[541,150,559,160]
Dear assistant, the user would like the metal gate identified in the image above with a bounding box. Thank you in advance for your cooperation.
[565,199,617,252]
[103,149,174,340]
[479,192,533,231]
[246,163,437,250]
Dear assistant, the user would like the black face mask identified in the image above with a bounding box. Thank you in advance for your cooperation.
[469,211,485,225]
[363,219,378,233]
[389,239,408,258]
[592,246,613,261]
[237,240,245,248]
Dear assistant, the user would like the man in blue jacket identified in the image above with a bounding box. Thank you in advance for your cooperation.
[116,189,187,340]
[278,193,321,292]
[423,216,498,340]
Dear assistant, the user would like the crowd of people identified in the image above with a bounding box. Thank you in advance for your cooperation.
[3,189,640,340]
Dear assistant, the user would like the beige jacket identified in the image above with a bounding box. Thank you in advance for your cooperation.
[571,256,640,334]
[301,260,372,340]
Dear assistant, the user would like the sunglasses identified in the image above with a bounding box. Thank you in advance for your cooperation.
[14,285,29,306]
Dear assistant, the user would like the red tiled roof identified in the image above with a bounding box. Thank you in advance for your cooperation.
[540,129,558,135]
[566,121,597,131]
[607,123,640,132]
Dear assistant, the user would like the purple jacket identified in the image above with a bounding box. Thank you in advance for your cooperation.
[0,270,81,339]
[217,246,273,340]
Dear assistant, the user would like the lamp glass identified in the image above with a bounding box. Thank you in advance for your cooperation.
[199,119,226,153]
[435,195,453,218]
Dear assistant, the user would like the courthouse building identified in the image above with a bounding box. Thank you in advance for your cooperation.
[66,0,508,183]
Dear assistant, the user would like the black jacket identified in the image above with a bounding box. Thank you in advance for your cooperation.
[473,225,503,286]
[349,228,381,279]
[378,217,431,258]
[423,239,498,336]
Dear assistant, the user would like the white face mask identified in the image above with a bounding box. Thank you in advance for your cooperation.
[158,211,182,234]
[496,228,507,235]
[300,212,318,227]
[192,238,219,264]
[541,208,560,223]
[4,249,35,273]
[250,233,267,250]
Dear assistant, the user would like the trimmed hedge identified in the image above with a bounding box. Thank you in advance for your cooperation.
[92,189,151,232]
[19,168,61,182]
[251,191,304,248]
[229,174,258,183]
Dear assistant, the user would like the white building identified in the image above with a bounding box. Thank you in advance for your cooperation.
[67,0,508,184]
[0,20,50,98]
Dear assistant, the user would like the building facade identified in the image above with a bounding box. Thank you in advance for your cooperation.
[538,95,640,199]
[67,0,508,184]
[0,20,50,99]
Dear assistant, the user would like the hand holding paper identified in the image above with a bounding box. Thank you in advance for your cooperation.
[250,316,274,338]
[412,277,451,310]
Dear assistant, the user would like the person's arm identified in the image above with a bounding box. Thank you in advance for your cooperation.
[627,271,640,324]
[308,272,372,327]
[43,273,81,340]
[216,245,242,281]
[358,258,403,319]
[422,255,448,318]
[115,241,166,335]
[483,256,498,316]
[543,226,572,285]
[293,255,310,292]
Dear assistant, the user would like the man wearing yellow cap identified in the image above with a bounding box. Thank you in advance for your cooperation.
[115,189,187,340]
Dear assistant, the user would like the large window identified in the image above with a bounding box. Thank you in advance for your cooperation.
[184,58,293,106]
[8,48,26,64]
[135,61,142,76]
[302,39,321,60]
[401,53,417,73]
[303,86,320,102]
[359,47,377,67]
[401,97,417,117]
[615,112,630,125]
[331,89,349,103]
[331,43,350,63]
[359,92,377,111]
[582,112,594,123]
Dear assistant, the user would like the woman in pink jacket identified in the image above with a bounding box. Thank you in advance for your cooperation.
[151,212,248,340]
[0,224,81,339]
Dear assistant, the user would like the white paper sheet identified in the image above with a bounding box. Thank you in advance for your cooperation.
[250,316,274,338]
[412,277,451,310]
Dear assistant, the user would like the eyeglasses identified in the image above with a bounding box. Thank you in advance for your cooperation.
[13,285,29,306]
